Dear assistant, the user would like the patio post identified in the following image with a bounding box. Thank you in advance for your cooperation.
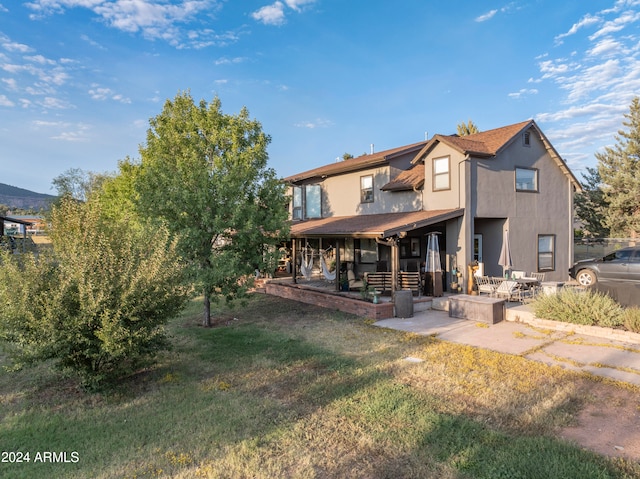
[292,238,297,284]
[335,239,341,292]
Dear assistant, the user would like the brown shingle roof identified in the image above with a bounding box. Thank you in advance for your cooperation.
[284,141,427,183]
[290,209,464,238]
[380,163,425,191]
[414,120,533,161]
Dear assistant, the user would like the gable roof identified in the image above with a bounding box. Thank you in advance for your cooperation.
[411,120,581,191]
[284,141,427,184]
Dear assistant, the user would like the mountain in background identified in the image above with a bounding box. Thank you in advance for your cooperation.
[0,183,57,211]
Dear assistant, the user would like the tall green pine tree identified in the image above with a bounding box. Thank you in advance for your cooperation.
[597,97,640,238]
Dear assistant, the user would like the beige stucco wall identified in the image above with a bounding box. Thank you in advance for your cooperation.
[319,166,421,217]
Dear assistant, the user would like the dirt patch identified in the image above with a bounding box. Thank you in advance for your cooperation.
[559,382,640,461]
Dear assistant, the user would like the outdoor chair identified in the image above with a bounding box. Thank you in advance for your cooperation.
[347,270,364,290]
[476,276,497,296]
[494,280,520,301]
[531,272,545,282]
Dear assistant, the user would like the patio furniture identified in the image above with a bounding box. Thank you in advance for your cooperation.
[365,272,393,294]
[531,272,545,282]
[475,276,498,296]
[494,280,520,301]
[398,271,422,296]
[320,254,336,282]
[347,270,364,290]
[449,294,505,324]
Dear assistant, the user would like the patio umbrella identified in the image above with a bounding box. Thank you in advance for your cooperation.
[498,230,512,278]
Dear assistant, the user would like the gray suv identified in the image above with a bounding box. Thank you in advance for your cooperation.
[569,246,640,286]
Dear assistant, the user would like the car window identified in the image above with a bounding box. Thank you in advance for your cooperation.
[616,250,633,261]
[603,250,632,261]
[630,250,640,263]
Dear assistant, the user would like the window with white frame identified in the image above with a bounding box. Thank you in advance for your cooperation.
[515,167,538,192]
[538,234,555,271]
[433,156,450,191]
[361,175,374,203]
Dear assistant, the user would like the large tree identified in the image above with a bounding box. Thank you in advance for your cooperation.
[574,166,610,238]
[134,92,289,326]
[597,97,640,238]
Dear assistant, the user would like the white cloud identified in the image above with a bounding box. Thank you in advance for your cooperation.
[475,9,497,22]
[252,0,315,25]
[554,14,601,44]
[294,118,333,129]
[0,94,14,107]
[252,2,286,25]
[25,0,227,48]
[88,85,130,103]
[508,88,538,99]
[214,56,247,65]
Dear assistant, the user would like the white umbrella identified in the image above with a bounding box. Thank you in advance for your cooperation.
[498,230,512,278]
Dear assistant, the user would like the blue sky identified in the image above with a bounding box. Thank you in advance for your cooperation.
[1,0,640,194]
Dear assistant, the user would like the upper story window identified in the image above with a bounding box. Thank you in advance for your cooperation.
[515,167,538,192]
[523,131,531,147]
[292,186,303,219]
[361,175,374,203]
[305,184,321,218]
[292,184,321,219]
[433,156,450,191]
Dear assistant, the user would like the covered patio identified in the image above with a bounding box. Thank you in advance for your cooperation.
[267,208,464,318]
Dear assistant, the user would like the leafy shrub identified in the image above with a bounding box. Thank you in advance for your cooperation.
[622,307,640,333]
[532,287,624,328]
[0,197,189,388]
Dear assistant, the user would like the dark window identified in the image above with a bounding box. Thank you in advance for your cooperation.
[516,167,538,192]
[538,234,555,271]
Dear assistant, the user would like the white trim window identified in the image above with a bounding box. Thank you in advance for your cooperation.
[361,175,374,203]
[433,156,450,191]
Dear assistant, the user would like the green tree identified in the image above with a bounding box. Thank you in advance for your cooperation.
[0,196,188,388]
[574,166,610,238]
[134,92,289,327]
[52,167,110,202]
[456,120,480,136]
[597,97,640,237]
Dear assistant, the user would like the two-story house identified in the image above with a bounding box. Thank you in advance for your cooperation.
[284,120,581,293]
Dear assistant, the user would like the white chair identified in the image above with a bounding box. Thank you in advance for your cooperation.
[495,281,519,301]
[476,276,497,296]
[512,270,526,279]
[531,272,545,282]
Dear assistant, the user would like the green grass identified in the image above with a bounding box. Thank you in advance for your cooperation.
[1,294,639,478]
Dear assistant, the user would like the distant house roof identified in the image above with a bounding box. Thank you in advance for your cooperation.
[284,141,428,184]
[290,208,464,238]
[380,163,425,191]
[412,119,582,191]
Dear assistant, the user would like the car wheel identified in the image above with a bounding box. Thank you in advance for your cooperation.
[576,269,596,286]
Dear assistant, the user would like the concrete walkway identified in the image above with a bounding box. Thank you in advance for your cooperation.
[374,302,640,387]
